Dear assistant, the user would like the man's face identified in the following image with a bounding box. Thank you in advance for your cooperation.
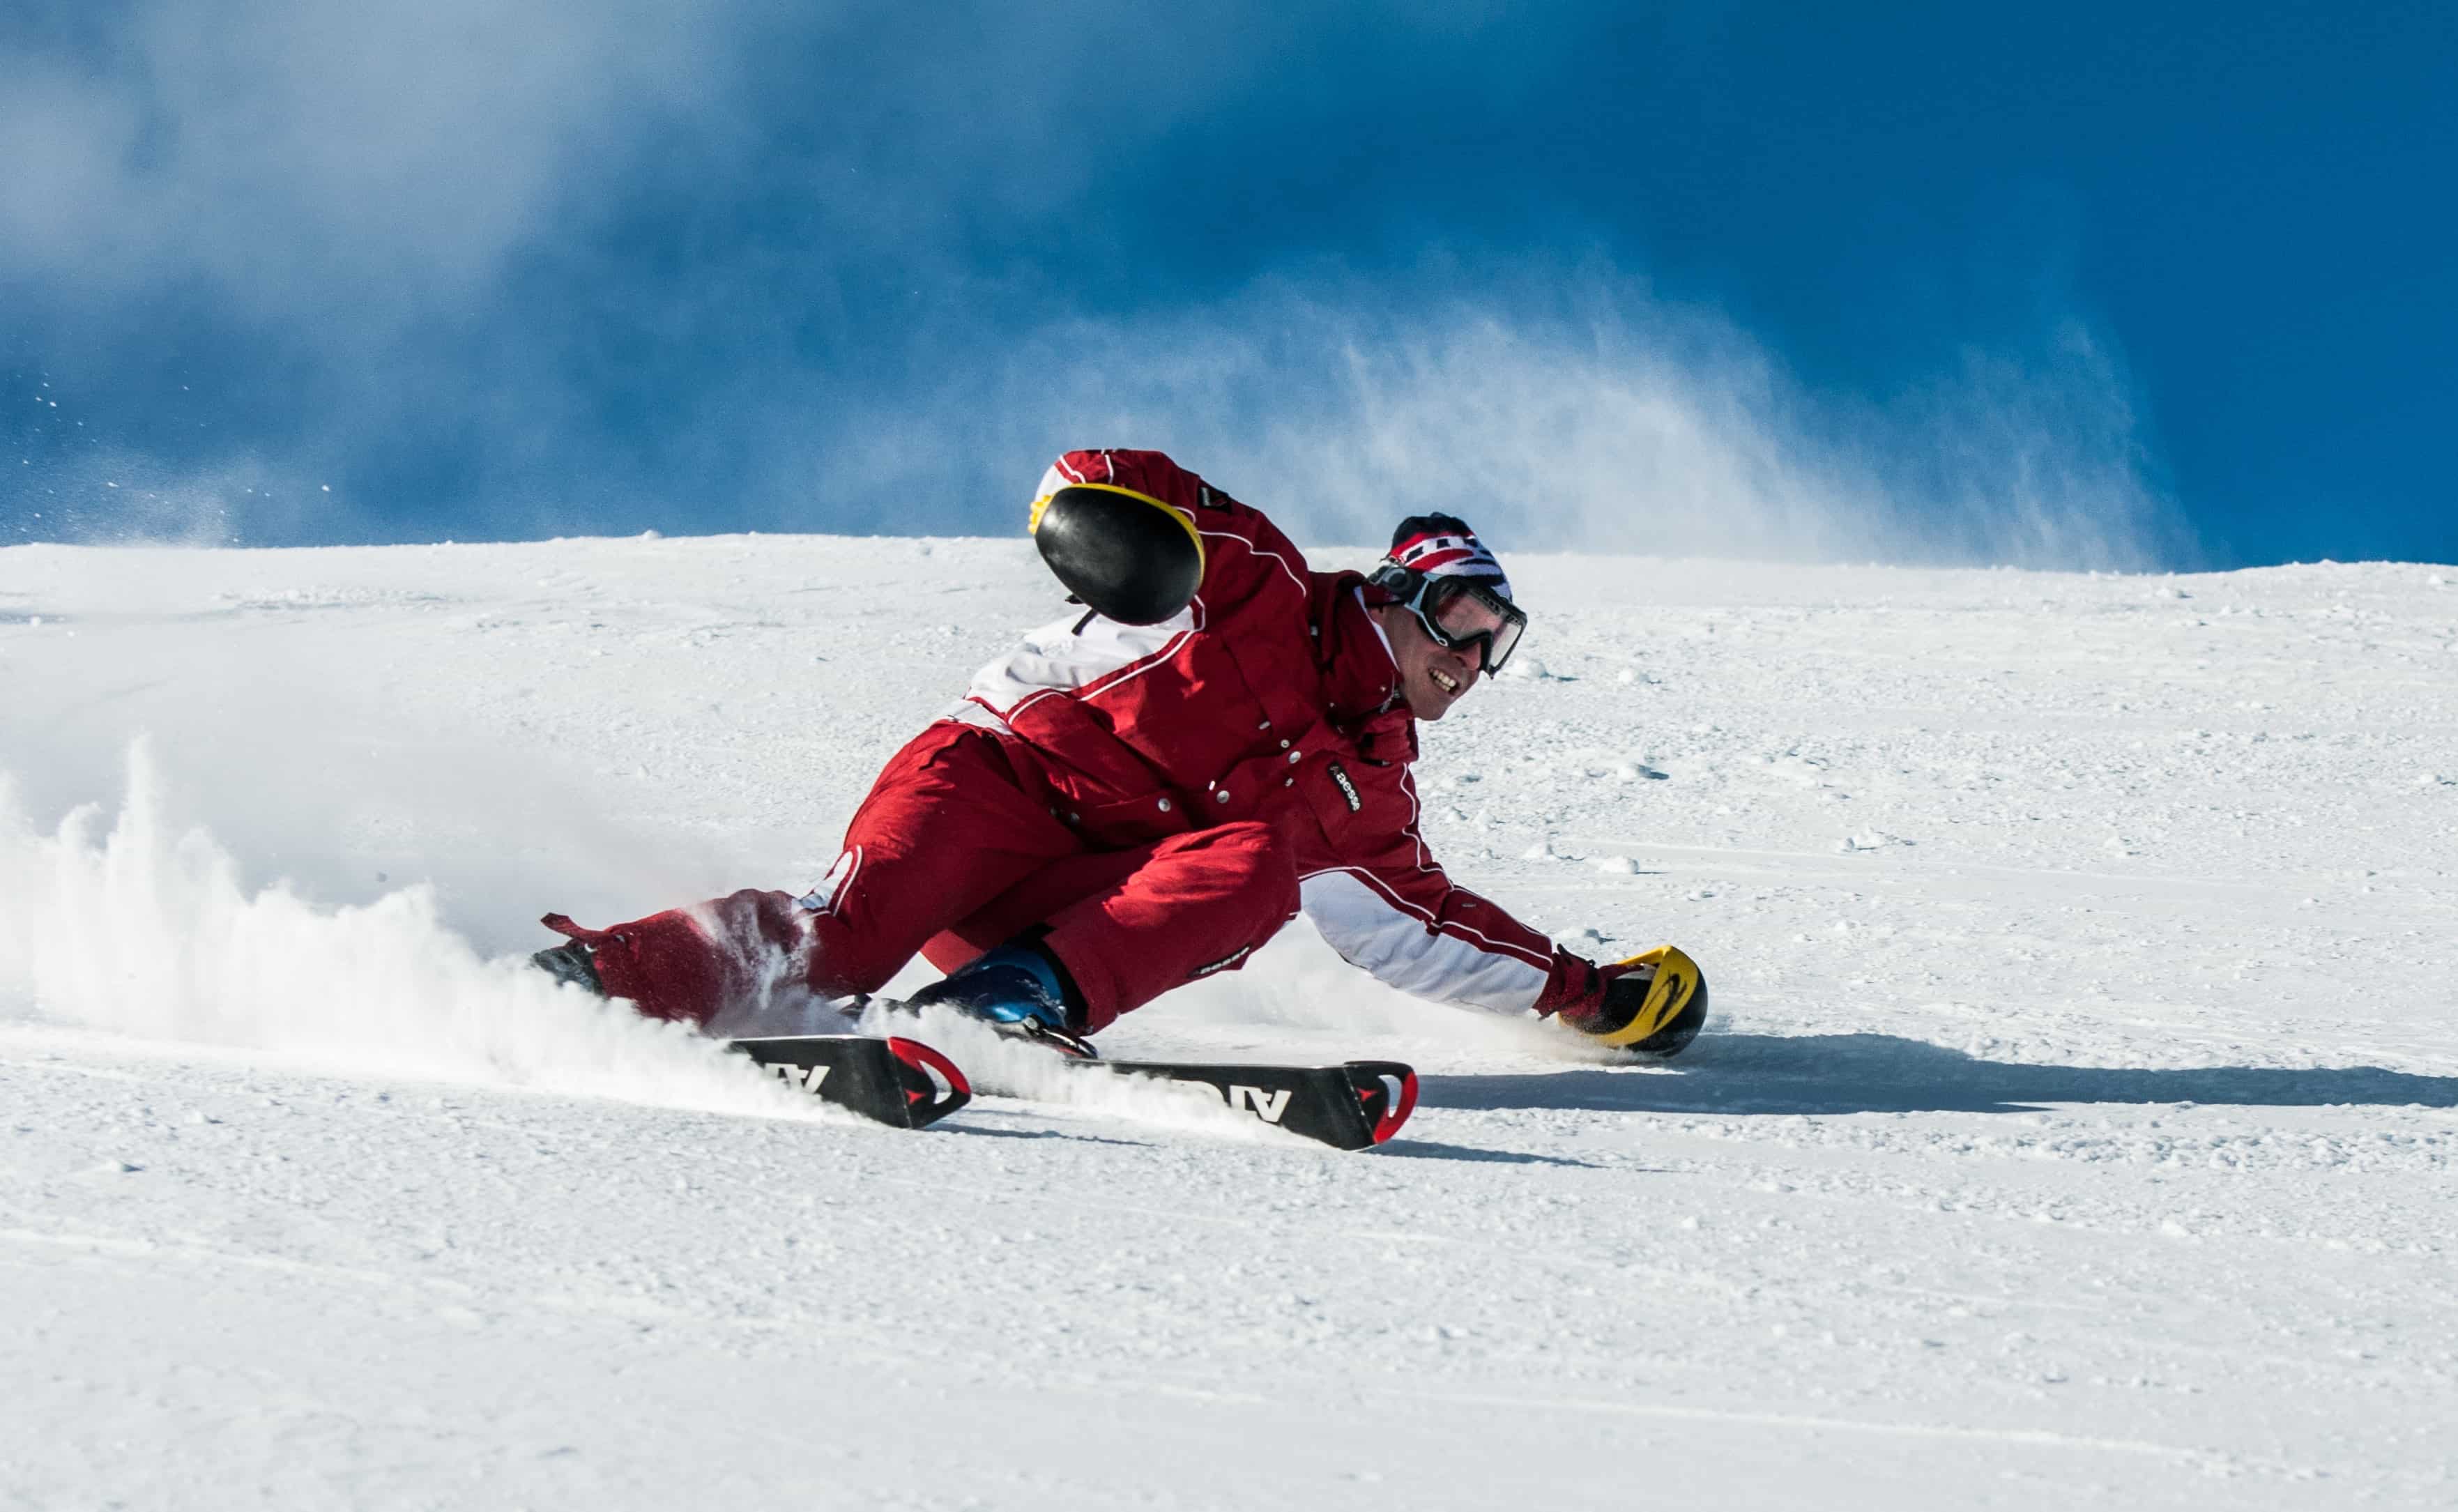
[1374,602,1481,720]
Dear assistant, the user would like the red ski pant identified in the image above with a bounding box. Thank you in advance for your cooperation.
[572,724,1299,1032]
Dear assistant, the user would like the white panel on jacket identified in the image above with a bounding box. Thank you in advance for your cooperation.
[952,604,1198,717]
[1299,869,1548,1015]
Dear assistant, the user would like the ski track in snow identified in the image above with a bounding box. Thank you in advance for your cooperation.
[3,536,2455,1509]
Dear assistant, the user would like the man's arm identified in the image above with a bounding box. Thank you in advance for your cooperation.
[954,448,1311,731]
[1295,758,1693,1044]
[1296,764,1561,1014]
[1031,449,1311,620]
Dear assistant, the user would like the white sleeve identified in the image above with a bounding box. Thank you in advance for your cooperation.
[942,602,1202,724]
[1299,868,1549,1014]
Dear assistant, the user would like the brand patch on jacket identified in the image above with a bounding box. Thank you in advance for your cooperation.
[1188,944,1253,979]
[1327,761,1362,813]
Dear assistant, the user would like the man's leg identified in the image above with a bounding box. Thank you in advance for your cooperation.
[798,727,1083,998]
[921,821,1301,1032]
[915,848,1149,975]
[552,726,1081,1025]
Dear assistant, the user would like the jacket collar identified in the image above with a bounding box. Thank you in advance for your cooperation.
[1313,574,1419,763]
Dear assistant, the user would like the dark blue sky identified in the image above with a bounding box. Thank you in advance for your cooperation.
[5,1,2452,566]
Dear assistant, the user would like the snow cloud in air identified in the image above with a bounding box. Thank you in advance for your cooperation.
[812,264,2185,570]
[5,0,2187,570]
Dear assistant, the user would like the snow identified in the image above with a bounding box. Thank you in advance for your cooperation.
[3,535,2456,1508]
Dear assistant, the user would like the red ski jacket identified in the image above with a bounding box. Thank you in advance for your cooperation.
[945,448,1558,1013]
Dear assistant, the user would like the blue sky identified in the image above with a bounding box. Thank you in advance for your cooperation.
[3,1,2451,567]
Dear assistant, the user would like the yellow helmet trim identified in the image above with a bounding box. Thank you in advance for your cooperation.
[1594,945,1702,1048]
[1030,482,1205,574]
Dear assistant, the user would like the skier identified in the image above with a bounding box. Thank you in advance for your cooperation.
[534,448,1704,1058]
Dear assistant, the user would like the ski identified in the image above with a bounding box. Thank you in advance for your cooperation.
[728,1033,1419,1150]
[1071,1057,1419,1151]
[730,1034,972,1130]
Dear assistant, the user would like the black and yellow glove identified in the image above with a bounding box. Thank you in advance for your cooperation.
[1030,482,1205,625]
[1536,945,1709,1059]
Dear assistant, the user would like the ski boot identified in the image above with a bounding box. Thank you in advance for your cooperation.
[531,933,606,996]
[897,939,1099,1060]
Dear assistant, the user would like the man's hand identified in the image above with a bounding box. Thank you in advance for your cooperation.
[1031,483,1204,625]
[1534,945,1709,1057]
[1534,947,1649,1034]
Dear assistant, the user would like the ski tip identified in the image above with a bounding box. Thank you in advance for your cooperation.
[1344,1060,1419,1147]
[728,1033,972,1131]
[883,1036,972,1127]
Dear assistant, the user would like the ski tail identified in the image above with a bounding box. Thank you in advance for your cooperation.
[731,1034,972,1130]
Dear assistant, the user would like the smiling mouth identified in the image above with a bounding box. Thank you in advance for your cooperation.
[1429,668,1461,694]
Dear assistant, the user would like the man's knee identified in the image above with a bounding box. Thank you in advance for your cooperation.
[1177,820,1300,914]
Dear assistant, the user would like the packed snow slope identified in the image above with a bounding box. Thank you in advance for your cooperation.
[3,535,2456,1510]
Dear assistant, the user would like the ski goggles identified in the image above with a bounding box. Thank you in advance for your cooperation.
[1379,567,1527,673]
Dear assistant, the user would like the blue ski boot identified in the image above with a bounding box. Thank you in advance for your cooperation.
[900,940,1099,1059]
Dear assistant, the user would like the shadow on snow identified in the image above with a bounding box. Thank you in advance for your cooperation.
[1376,1140,1605,1168]
[1423,1033,2458,1118]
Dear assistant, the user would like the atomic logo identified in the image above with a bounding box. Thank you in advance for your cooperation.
[768,1062,832,1094]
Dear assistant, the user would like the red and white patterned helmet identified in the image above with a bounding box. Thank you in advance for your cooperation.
[1383,512,1511,601]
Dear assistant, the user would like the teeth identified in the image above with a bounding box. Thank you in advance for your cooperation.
[1430,669,1460,693]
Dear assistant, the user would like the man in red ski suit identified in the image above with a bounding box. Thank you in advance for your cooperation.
[536,448,1702,1057]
